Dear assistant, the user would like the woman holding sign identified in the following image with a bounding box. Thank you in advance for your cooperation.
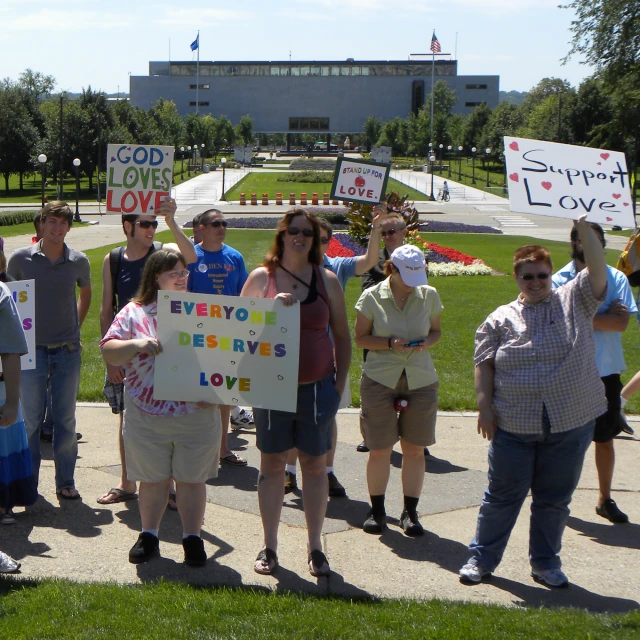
[459,216,607,589]
[241,208,351,578]
[101,249,221,567]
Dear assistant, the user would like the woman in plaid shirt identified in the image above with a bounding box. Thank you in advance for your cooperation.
[459,215,607,589]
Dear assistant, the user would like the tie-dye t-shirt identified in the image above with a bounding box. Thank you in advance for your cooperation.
[100,301,200,416]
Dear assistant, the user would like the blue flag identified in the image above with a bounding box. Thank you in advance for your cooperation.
[190,35,199,51]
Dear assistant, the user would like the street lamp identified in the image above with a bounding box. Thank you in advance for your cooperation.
[38,154,47,207]
[485,148,491,187]
[471,147,477,185]
[187,146,192,176]
[201,143,206,171]
[429,154,436,201]
[447,146,452,178]
[72,158,82,222]
[457,146,463,181]
[180,147,185,180]
[438,144,444,175]
[501,153,508,195]
[220,157,227,201]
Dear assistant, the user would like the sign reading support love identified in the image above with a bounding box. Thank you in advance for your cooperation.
[330,156,390,205]
[504,136,635,227]
[106,144,174,215]
[0,280,35,372]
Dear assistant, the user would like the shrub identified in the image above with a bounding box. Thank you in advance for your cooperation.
[0,211,37,227]
[276,171,333,183]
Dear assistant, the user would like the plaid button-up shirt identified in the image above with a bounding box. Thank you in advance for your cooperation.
[475,270,607,435]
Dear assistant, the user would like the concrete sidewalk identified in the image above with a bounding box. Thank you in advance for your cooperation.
[3,405,639,612]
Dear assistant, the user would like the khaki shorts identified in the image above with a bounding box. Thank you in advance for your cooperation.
[123,392,221,483]
[359,372,438,450]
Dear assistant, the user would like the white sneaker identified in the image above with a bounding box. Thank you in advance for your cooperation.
[459,562,491,583]
[0,551,21,573]
[531,568,569,588]
[230,408,255,430]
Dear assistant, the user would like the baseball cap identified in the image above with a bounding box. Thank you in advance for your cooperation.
[391,245,428,287]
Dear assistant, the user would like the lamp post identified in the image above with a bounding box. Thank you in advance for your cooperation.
[471,147,477,185]
[429,154,436,201]
[38,154,47,207]
[458,146,463,181]
[180,147,185,180]
[220,157,227,201]
[72,158,82,222]
[447,145,452,178]
[485,148,491,187]
[187,146,192,176]
[201,143,206,171]
[438,143,444,175]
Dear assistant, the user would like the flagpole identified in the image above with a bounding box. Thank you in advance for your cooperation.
[430,30,435,147]
[196,30,200,115]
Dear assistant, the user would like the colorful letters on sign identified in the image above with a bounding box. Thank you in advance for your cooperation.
[1,280,35,372]
[154,292,300,412]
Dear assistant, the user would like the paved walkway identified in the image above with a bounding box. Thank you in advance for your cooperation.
[3,406,639,612]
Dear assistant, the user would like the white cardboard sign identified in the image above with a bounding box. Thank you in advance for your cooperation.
[0,280,35,372]
[504,137,634,227]
[106,144,174,215]
[153,292,300,412]
[330,157,390,205]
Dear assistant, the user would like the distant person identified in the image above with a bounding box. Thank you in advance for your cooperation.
[97,198,196,506]
[459,217,607,589]
[191,212,204,245]
[31,213,43,244]
[552,223,636,524]
[8,201,91,500]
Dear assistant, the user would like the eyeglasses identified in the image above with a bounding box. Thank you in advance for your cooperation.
[203,220,228,228]
[519,273,550,281]
[287,227,314,238]
[135,220,159,229]
[381,229,398,237]
[165,269,190,279]
[320,237,330,245]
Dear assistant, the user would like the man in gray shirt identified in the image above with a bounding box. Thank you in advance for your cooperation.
[8,201,91,500]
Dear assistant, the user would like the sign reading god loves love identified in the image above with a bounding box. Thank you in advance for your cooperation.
[106,144,174,215]
[0,280,35,372]
[330,156,390,205]
[504,136,635,227]
[154,293,300,411]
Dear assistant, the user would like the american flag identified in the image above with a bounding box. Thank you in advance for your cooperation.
[430,32,441,54]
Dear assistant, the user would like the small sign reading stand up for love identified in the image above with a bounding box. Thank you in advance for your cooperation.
[330,156,390,205]
[504,136,635,227]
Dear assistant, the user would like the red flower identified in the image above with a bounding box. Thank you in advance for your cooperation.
[326,236,355,258]
[426,242,480,266]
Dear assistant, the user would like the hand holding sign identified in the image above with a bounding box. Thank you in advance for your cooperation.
[156,197,177,223]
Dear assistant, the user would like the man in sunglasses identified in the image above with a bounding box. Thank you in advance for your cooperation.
[552,223,636,525]
[97,199,197,505]
[188,209,251,466]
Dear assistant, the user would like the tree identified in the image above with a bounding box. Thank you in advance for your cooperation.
[570,77,616,147]
[362,115,382,152]
[521,78,573,113]
[18,68,55,100]
[463,103,491,149]
[235,114,254,145]
[480,102,524,154]
[376,117,407,156]
[149,98,184,147]
[425,80,457,119]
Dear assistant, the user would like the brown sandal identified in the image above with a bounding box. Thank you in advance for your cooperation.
[254,548,278,575]
[308,549,330,577]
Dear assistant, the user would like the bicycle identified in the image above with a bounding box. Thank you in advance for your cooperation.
[436,189,450,202]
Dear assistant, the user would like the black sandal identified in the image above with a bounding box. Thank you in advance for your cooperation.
[308,549,330,577]
[254,548,278,575]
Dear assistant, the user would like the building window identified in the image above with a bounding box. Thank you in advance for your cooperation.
[289,117,299,130]
[331,66,340,76]
[189,84,210,90]
[271,66,281,76]
[340,66,351,76]
[319,117,329,130]
[321,66,330,76]
[190,101,210,107]
[289,117,329,131]
[466,83,488,90]
[465,101,486,107]
[351,66,361,76]
[361,66,370,75]
[291,66,300,76]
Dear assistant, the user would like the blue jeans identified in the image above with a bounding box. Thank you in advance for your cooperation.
[21,344,81,492]
[468,411,594,573]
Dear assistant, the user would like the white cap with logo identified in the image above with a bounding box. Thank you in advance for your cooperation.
[391,245,428,287]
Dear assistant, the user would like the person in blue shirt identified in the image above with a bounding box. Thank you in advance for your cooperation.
[284,205,389,498]
[552,222,636,524]
[188,209,251,466]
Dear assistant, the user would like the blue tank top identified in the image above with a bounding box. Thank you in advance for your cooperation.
[115,248,156,311]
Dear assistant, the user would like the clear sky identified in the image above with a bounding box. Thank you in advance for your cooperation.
[1,0,592,95]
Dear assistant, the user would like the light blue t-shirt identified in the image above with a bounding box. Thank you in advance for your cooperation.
[323,255,358,291]
[552,262,637,377]
[188,244,248,296]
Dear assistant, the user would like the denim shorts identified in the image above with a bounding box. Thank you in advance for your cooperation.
[254,373,341,456]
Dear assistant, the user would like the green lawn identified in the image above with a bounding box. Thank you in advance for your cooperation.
[78,230,640,415]
[223,172,429,202]
[0,579,638,639]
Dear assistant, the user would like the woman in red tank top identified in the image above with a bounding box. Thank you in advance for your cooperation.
[241,208,351,578]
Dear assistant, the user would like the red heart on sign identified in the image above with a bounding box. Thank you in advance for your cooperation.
[541,182,552,190]
[624,202,630,207]
[509,141,519,151]
[606,217,613,222]
[600,153,610,160]
[509,172,519,182]
[612,193,621,199]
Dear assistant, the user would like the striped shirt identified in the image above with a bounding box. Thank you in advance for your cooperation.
[474,270,607,435]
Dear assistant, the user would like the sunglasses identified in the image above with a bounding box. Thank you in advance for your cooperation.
[287,227,314,238]
[165,269,190,279]
[381,229,399,237]
[519,273,550,281]
[135,220,159,229]
[203,220,228,228]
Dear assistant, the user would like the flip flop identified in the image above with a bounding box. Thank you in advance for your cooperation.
[308,549,330,577]
[220,453,248,466]
[97,488,138,505]
[254,548,278,575]
[57,488,81,501]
